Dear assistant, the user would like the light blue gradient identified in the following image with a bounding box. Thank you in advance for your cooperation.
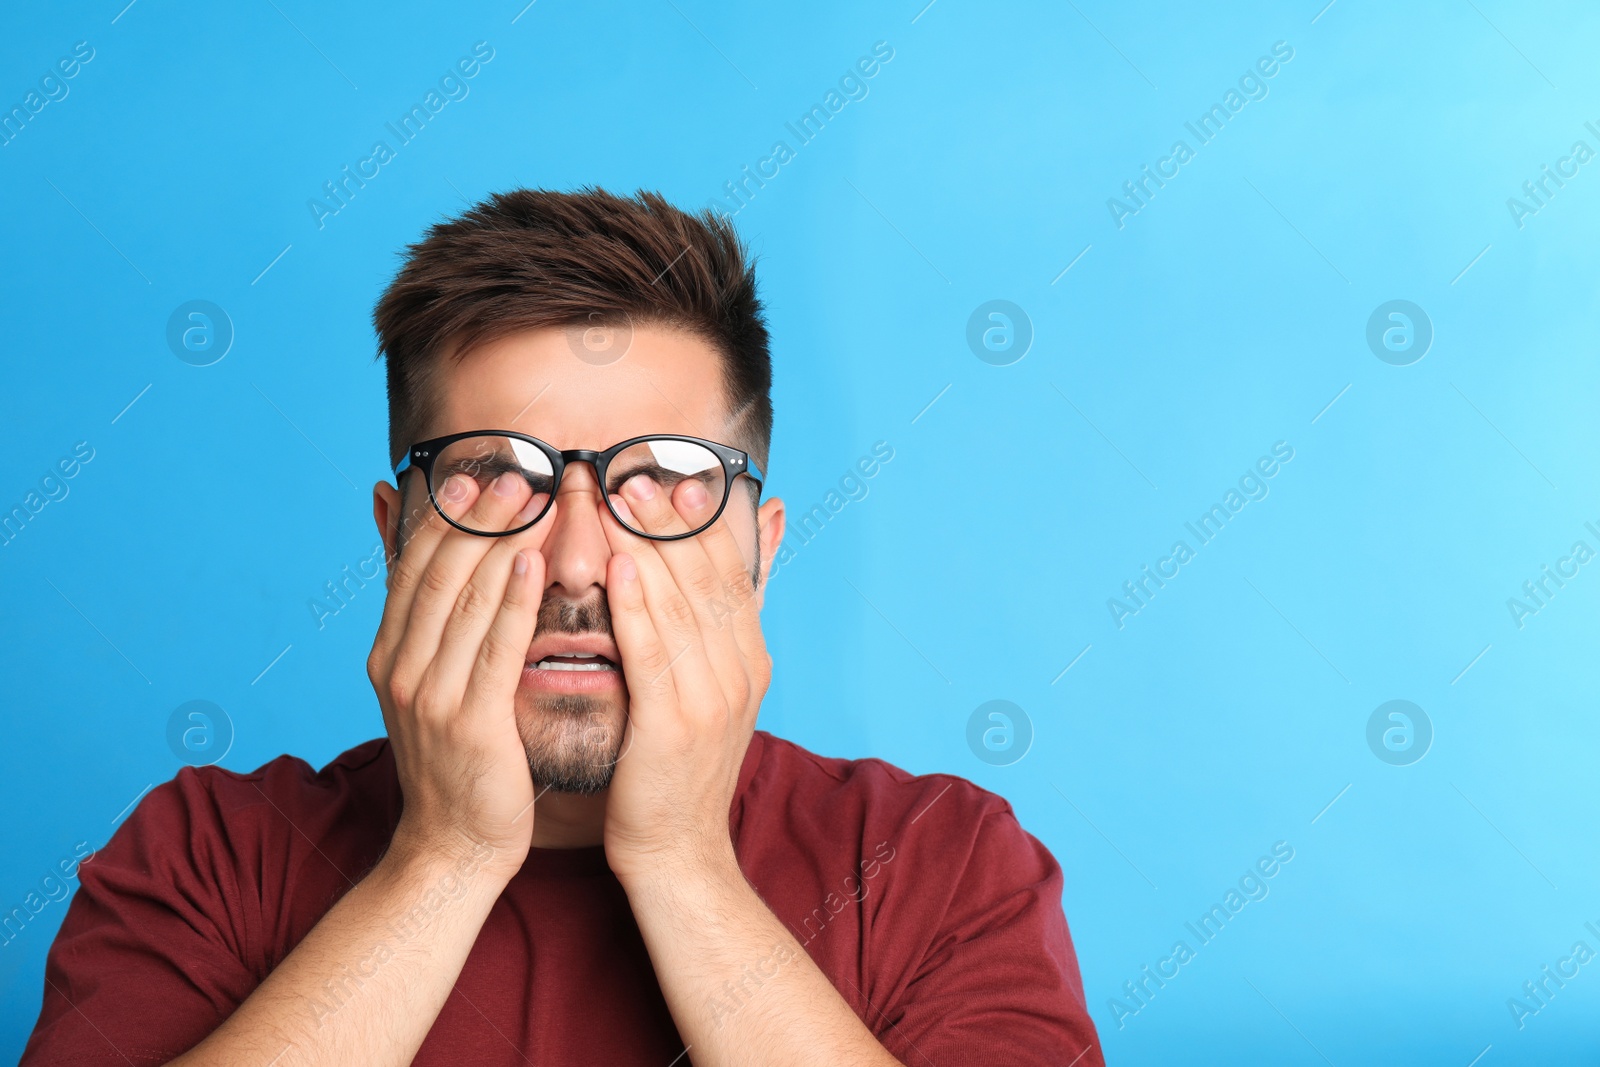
[1,1,1597,1062]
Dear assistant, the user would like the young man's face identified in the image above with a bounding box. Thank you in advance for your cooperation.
[372,324,785,793]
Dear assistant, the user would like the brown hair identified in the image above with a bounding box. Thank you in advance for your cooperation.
[373,187,772,471]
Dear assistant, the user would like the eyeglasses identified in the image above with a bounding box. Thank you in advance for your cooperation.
[394,430,765,542]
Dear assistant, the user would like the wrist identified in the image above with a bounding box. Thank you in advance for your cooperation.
[382,822,521,894]
[609,832,743,893]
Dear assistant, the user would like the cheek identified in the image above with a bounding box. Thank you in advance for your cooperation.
[724,499,763,574]
[734,522,759,568]
[395,480,436,551]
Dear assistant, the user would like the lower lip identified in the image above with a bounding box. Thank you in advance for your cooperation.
[520,663,624,693]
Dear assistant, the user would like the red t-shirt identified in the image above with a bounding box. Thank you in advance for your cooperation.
[21,731,1103,1065]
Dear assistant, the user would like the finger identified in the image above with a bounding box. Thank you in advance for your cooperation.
[653,481,772,725]
[392,472,544,684]
[599,500,730,723]
[602,551,680,727]
[666,480,767,657]
[613,475,750,654]
[461,547,547,721]
[682,487,773,717]
[388,470,540,687]
[425,500,560,707]
[374,473,484,659]
[610,479,761,683]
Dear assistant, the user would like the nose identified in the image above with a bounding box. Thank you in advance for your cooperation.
[540,461,610,600]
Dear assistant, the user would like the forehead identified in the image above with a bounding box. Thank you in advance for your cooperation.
[426,325,733,449]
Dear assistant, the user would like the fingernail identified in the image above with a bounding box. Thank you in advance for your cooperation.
[617,554,637,581]
[440,474,468,503]
[515,493,547,523]
[610,494,638,525]
[681,481,708,509]
[493,471,520,497]
[514,550,529,576]
[624,474,656,501]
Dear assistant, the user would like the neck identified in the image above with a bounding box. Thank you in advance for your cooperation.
[530,788,608,849]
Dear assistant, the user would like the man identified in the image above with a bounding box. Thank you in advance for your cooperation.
[22,189,1104,1065]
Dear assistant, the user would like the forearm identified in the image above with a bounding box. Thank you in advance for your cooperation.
[168,838,508,1067]
[622,854,902,1067]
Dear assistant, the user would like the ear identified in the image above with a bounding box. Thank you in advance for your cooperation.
[373,480,402,568]
[755,495,785,608]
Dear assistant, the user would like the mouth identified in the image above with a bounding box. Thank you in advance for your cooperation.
[529,652,618,672]
[521,635,624,694]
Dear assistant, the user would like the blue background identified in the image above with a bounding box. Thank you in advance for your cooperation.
[2,0,1597,1062]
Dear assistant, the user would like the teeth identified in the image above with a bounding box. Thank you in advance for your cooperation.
[533,659,616,671]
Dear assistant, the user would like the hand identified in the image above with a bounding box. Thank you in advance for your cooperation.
[597,475,771,884]
[367,471,555,880]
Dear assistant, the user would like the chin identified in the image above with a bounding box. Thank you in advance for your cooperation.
[514,691,629,796]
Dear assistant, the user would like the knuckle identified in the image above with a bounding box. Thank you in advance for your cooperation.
[477,624,515,668]
[682,567,722,603]
[454,579,493,627]
[723,566,756,605]
[419,564,457,601]
[366,648,387,687]
[695,698,732,731]
[386,672,414,712]
[614,579,646,614]
[412,673,449,718]
[635,644,674,680]
[660,594,697,633]
[441,715,476,755]
[391,557,425,593]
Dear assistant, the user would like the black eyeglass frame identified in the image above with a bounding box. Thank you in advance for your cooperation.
[393,430,766,542]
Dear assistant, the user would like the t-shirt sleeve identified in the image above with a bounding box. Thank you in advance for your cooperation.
[876,798,1104,1067]
[19,767,265,1066]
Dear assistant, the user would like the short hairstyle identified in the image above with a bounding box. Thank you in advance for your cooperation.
[372,187,772,471]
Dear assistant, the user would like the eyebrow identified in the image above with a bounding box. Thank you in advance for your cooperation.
[437,453,535,476]
[605,460,715,486]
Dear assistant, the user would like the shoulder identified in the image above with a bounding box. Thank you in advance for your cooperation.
[104,738,399,886]
[742,731,1038,865]
[169,736,395,809]
[142,737,394,828]
[735,733,1080,1032]
[749,730,1015,817]
[743,738,1099,1062]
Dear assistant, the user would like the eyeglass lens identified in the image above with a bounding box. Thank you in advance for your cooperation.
[430,435,728,538]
